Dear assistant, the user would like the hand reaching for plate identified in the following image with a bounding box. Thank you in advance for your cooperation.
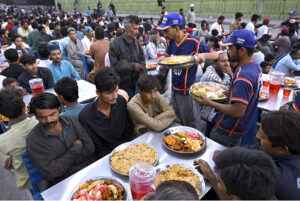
[193,159,216,182]
[193,94,213,106]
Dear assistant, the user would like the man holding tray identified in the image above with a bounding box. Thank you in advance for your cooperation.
[157,13,218,129]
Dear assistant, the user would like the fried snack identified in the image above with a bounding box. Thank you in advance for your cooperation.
[163,131,204,152]
[191,83,227,100]
[0,114,9,121]
[110,143,158,175]
[160,56,192,65]
[72,179,125,201]
[146,63,157,69]
[155,165,201,196]
[284,78,297,86]
[259,92,268,100]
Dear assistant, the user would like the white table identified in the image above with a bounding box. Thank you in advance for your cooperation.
[41,128,226,200]
[23,80,97,105]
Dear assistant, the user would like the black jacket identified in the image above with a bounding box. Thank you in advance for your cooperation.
[109,35,145,94]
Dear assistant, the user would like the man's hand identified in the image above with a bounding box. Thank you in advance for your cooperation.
[222,66,234,79]
[174,117,182,124]
[293,89,300,99]
[4,156,13,170]
[134,124,147,135]
[135,63,143,71]
[196,53,206,64]
[280,103,290,110]
[193,94,213,106]
[74,140,83,148]
[193,159,217,182]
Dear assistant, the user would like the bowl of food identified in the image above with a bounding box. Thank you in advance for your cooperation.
[283,77,298,87]
[190,82,228,102]
[259,91,269,101]
[68,177,127,201]
[146,63,158,70]
[110,142,158,176]
[155,163,205,199]
[161,126,206,154]
[158,55,195,69]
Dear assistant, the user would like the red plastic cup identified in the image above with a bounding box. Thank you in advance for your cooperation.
[283,87,292,97]
[263,80,269,88]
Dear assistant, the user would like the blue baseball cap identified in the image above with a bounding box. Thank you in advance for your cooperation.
[219,30,257,49]
[157,13,183,30]
[289,11,297,15]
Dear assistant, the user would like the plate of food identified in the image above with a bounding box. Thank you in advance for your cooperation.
[283,77,298,87]
[190,82,228,102]
[83,50,90,55]
[68,177,127,201]
[162,126,206,154]
[109,142,158,176]
[158,55,195,69]
[155,163,205,199]
[259,91,269,101]
[146,63,158,70]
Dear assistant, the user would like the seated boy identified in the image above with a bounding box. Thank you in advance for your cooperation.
[194,147,278,200]
[2,77,27,95]
[260,61,271,74]
[127,74,176,135]
[18,54,54,93]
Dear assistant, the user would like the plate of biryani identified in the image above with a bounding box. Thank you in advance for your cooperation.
[158,55,195,69]
[155,163,205,199]
[109,142,158,176]
[68,177,127,201]
[283,77,298,87]
[162,126,206,154]
[190,82,228,102]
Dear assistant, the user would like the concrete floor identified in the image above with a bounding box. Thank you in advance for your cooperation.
[0,167,32,200]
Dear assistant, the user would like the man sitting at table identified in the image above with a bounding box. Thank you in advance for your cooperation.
[18,54,54,93]
[27,93,95,186]
[0,49,25,80]
[79,68,134,159]
[54,77,86,119]
[0,88,38,189]
[194,147,278,200]
[47,44,81,83]
[276,47,300,75]
[195,30,261,147]
[256,110,300,199]
[127,74,176,135]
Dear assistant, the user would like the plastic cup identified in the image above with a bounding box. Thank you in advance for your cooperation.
[29,78,44,95]
[129,162,156,200]
[283,87,292,97]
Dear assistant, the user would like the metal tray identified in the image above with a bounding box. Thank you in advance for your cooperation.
[67,177,128,200]
[155,162,206,199]
[109,142,159,176]
[190,81,228,102]
[161,126,206,154]
[158,55,196,69]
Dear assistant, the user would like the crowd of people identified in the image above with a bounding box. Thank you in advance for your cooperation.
[0,2,299,200]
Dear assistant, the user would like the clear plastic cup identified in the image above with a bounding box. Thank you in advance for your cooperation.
[29,78,44,95]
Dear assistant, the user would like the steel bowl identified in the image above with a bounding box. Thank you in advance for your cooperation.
[161,126,206,154]
[155,162,206,199]
[109,142,159,176]
[67,177,128,200]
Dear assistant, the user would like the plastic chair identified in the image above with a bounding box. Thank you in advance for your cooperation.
[21,152,44,200]
[0,120,7,133]
[80,53,91,82]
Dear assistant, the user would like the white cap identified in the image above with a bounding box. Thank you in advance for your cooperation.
[190,4,194,7]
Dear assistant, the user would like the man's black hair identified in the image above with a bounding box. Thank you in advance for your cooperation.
[38,42,49,60]
[261,110,300,154]
[11,34,22,42]
[179,8,183,12]
[265,53,275,62]
[235,45,255,56]
[124,15,139,28]
[251,14,260,22]
[29,92,61,115]
[70,22,78,30]
[60,26,68,37]
[31,21,39,29]
[218,15,225,21]
[235,12,243,20]
[95,27,104,40]
[208,36,220,49]
[49,22,55,30]
[54,77,79,103]
[211,29,219,37]
[260,61,270,69]
[4,49,19,62]
[38,25,45,32]
[291,47,300,56]
[215,147,278,200]
[137,74,159,92]
[0,88,24,119]
[94,68,120,93]
[2,77,17,87]
[20,54,37,66]
[149,180,198,200]
[240,22,246,29]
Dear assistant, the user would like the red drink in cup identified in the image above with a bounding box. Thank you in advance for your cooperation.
[29,78,44,95]
[263,80,269,88]
[129,162,155,200]
[269,81,281,94]
[157,48,165,59]
[283,87,292,96]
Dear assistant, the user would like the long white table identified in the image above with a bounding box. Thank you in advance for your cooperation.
[41,128,226,200]
[23,80,97,106]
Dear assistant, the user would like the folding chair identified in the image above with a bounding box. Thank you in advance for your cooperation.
[80,53,91,82]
